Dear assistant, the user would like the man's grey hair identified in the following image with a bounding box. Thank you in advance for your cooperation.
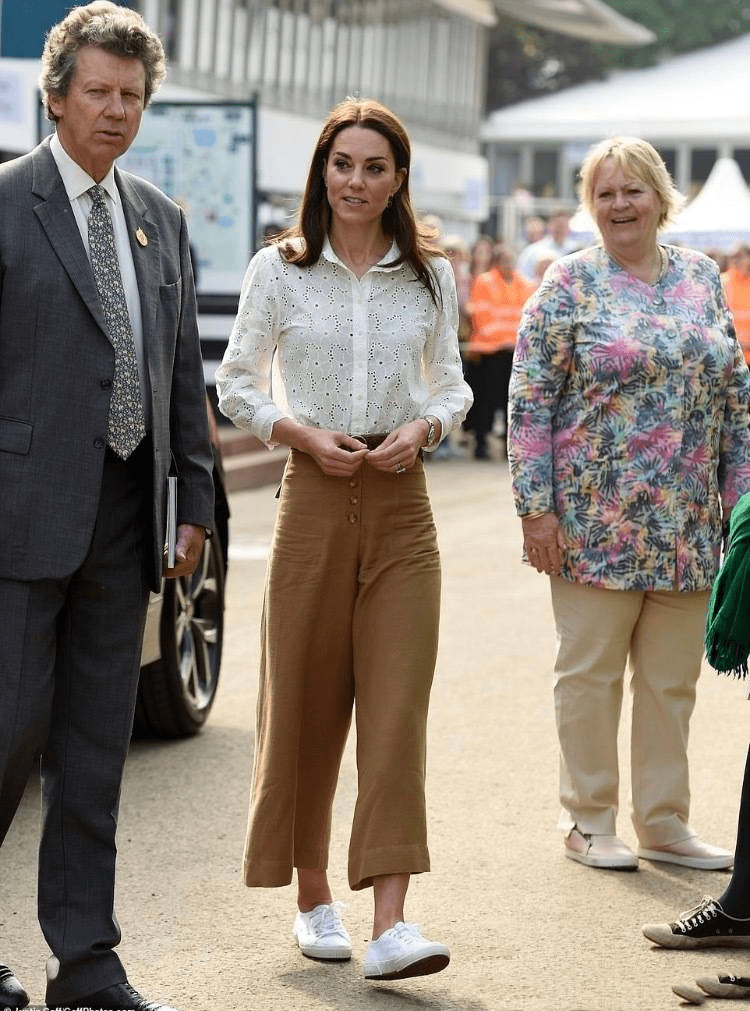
[40,1,166,121]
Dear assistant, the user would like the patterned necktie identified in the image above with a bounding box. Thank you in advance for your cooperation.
[88,184,146,459]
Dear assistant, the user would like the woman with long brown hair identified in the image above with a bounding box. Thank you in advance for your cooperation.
[217,98,471,982]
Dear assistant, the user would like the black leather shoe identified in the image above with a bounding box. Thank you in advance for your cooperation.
[0,963,29,1009]
[50,982,178,1011]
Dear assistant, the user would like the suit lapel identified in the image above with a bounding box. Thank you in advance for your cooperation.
[31,141,110,338]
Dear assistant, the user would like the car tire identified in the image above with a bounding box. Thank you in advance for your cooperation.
[133,530,225,737]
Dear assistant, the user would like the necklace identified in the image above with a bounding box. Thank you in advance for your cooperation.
[656,245,668,284]
[653,246,669,307]
[608,245,667,286]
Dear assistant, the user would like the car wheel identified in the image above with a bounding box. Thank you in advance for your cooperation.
[134,531,225,737]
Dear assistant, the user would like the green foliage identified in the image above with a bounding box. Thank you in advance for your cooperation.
[599,0,750,69]
[486,17,606,112]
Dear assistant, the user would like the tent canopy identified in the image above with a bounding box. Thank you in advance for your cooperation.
[492,0,654,44]
[433,0,655,40]
[663,158,750,251]
[481,32,750,144]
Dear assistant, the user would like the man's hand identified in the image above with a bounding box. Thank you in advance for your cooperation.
[164,523,207,578]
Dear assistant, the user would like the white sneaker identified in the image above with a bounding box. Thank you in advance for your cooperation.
[565,828,639,869]
[364,921,450,980]
[637,836,734,870]
[293,902,352,961]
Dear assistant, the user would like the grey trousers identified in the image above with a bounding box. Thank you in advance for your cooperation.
[0,444,151,1005]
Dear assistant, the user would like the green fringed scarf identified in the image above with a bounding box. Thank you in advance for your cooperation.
[705,493,750,677]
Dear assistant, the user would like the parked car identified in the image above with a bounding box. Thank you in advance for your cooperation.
[133,400,230,738]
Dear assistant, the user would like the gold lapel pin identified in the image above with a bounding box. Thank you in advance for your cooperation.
[135,227,148,247]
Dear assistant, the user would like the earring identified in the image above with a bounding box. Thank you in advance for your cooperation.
[387,196,393,209]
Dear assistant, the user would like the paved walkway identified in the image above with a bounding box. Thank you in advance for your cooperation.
[3,456,749,1010]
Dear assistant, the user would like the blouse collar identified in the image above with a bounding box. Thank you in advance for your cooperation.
[321,235,402,273]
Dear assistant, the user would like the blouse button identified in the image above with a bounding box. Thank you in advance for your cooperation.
[348,479,358,488]
[348,513,357,524]
[349,497,358,505]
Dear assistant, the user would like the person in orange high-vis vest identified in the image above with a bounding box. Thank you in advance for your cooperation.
[464,243,534,458]
[724,244,750,365]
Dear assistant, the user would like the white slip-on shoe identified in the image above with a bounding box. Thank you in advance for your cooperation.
[564,828,638,869]
[364,921,450,981]
[638,836,733,870]
[293,902,352,961]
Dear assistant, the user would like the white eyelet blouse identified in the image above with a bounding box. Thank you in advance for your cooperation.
[215,238,473,446]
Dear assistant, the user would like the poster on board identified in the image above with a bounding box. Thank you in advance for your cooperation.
[118,100,257,296]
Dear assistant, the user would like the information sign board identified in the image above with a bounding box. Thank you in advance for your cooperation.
[119,100,256,295]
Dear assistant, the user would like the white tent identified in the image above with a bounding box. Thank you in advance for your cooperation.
[663,158,750,251]
[481,33,750,146]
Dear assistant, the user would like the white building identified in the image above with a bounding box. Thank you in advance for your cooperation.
[0,0,657,243]
[0,0,654,374]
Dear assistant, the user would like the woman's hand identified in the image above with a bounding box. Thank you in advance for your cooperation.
[366,420,428,474]
[522,512,565,575]
[290,424,369,477]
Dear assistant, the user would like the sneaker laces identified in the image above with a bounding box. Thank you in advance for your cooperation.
[674,897,719,934]
[121,983,162,1011]
[386,921,423,947]
[309,901,347,938]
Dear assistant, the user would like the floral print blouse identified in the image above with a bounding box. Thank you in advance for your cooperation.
[508,244,750,591]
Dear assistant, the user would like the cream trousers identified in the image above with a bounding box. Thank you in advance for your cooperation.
[550,575,710,846]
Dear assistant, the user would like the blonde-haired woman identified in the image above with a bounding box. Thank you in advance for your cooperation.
[508,136,750,870]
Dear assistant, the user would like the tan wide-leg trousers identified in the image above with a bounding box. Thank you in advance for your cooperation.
[244,449,441,892]
[550,576,710,846]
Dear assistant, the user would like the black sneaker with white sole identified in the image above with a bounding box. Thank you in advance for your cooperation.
[697,974,750,998]
[643,897,750,949]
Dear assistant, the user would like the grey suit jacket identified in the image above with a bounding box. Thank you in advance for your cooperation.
[0,138,214,591]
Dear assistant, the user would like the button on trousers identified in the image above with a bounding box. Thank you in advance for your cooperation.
[243,449,441,891]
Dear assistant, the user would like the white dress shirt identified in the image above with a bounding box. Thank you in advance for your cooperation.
[50,133,150,426]
[216,238,472,446]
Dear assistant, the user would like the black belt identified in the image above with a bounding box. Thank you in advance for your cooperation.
[352,434,389,449]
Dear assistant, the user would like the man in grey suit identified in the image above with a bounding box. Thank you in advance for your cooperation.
[0,4,215,1010]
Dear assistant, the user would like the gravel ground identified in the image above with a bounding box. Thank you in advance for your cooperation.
[2,456,749,1011]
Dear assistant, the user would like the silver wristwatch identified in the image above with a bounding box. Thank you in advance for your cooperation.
[422,415,439,449]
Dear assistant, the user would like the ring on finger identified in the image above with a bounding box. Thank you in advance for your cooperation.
[395,464,406,474]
